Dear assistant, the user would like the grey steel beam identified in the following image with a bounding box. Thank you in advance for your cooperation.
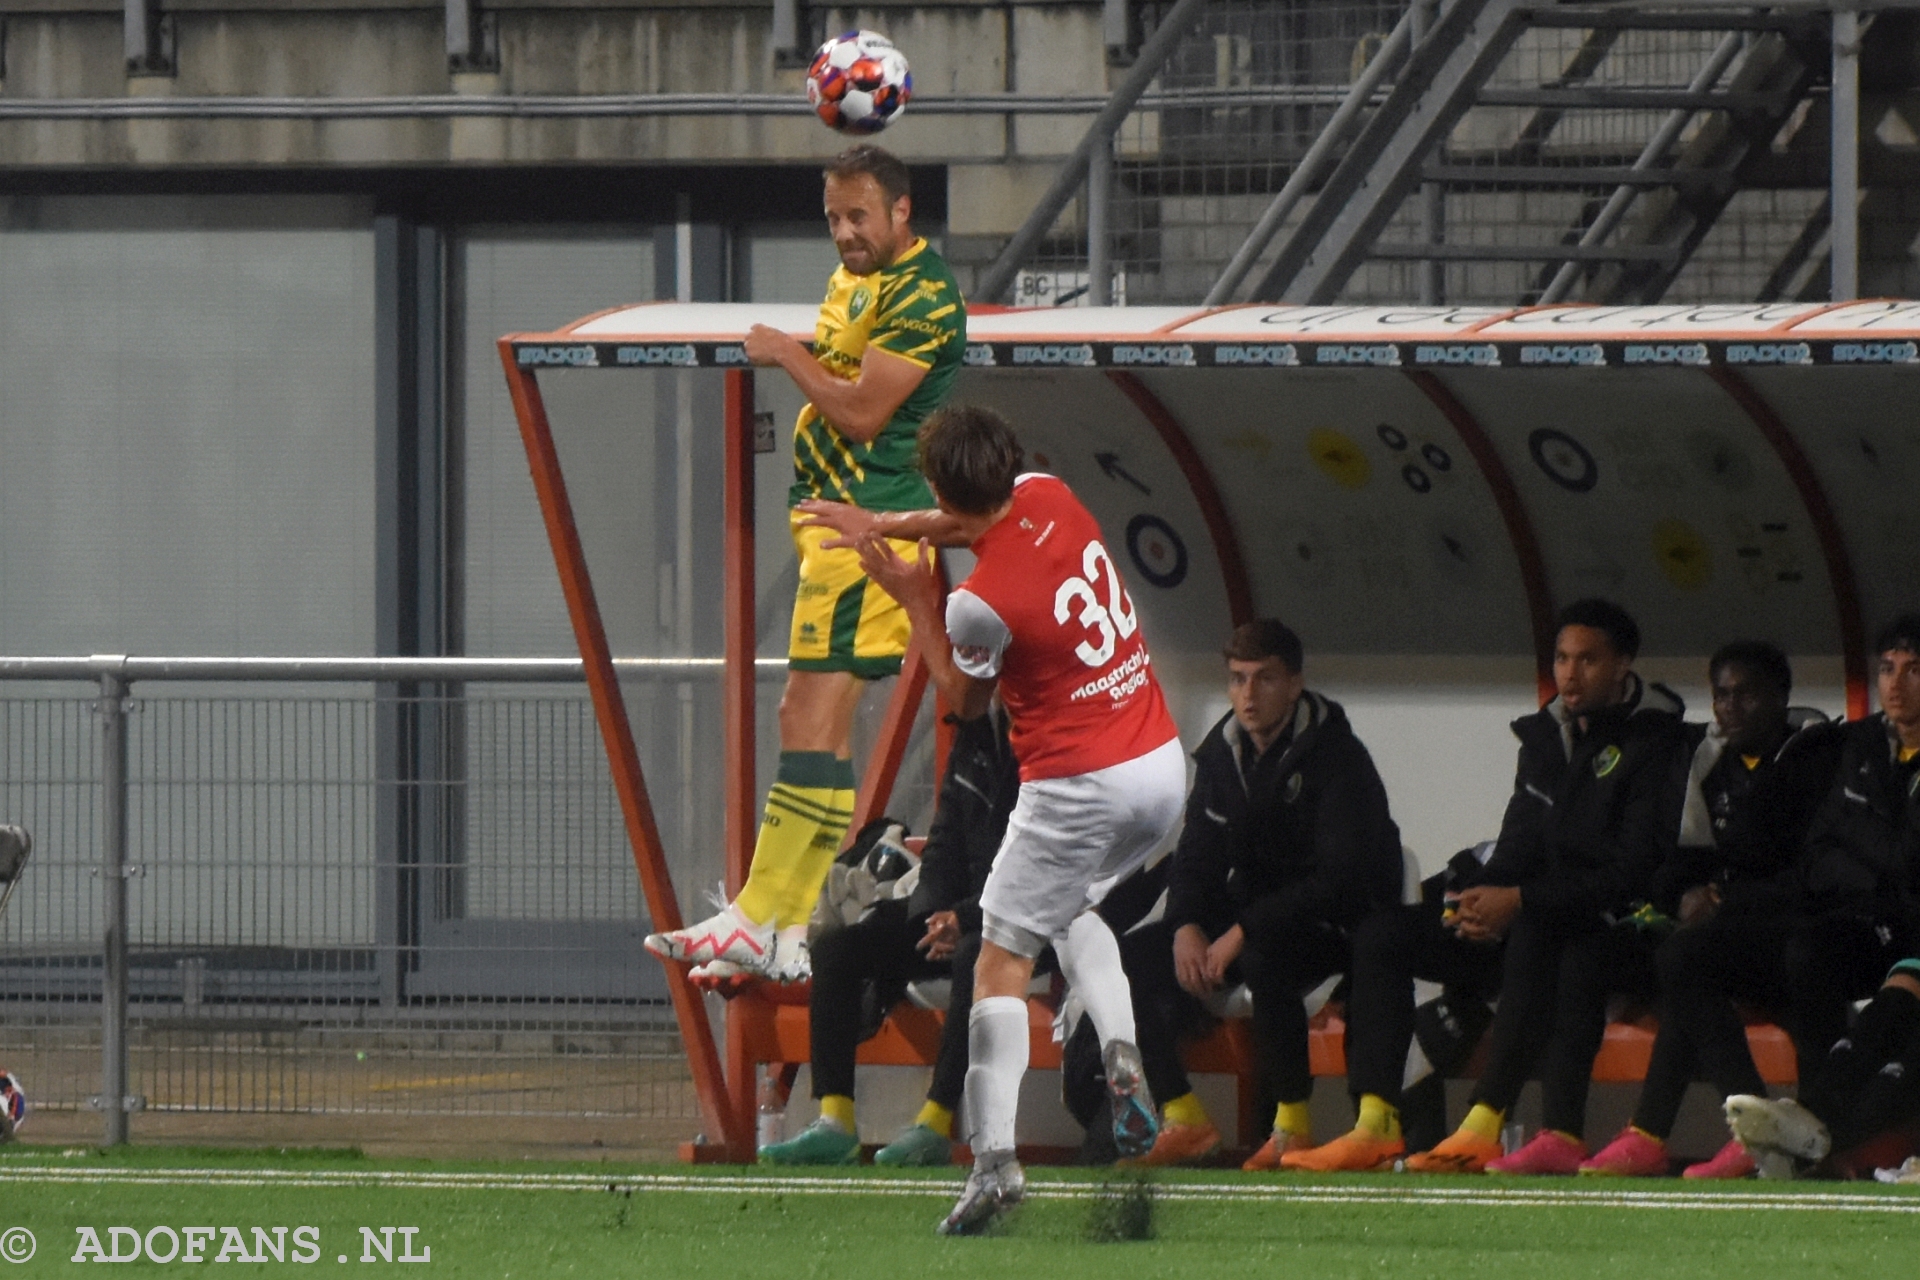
[974,0,1209,306]
[772,0,805,65]
[1475,88,1789,112]
[1103,0,1133,62]
[1088,136,1113,305]
[1368,242,1677,262]
[1421,164,1727,188]
[1254,0,1529,305]
[447,0,495,72]
[1204,2,1415,306]
[0,656,788,683]
[0,87,1370,121]
[1415,0,1444,304]
[123,0,170,75]
[1538,30,1744,304]
[1832,7,1861,301]
[1529,9,1826,33]
[95,673,133,1146]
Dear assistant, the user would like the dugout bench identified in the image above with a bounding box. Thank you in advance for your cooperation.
[729,990,1799,1160]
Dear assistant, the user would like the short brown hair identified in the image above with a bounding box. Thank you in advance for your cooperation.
[823,143,911,205]
[917,405,1024,515]
[1224,619,1303,673]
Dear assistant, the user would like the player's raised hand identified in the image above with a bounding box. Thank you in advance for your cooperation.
[856,534,939,614]
[743,323,804,367]
[796,498,876,549]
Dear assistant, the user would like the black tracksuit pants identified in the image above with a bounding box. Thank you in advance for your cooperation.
[807,908,979,1110]
[1802,982,1920,1156]
[1345,898,1505,1110]
[1633,909,1908,1139]
[1123,909,1350,1124]
[1469,913,1657,1136]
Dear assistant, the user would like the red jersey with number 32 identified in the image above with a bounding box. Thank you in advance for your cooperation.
[945,474,1178,781]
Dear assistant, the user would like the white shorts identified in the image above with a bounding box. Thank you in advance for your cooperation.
[978,737,1186,959]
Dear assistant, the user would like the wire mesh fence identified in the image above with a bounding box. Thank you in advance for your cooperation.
[0,686,699,1128]
[1018,1,1832,307]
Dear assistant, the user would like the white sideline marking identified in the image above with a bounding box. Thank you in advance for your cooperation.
[0,1166,1917,1213]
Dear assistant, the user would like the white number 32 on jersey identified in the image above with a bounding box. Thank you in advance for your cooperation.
[1053,540,1139,668]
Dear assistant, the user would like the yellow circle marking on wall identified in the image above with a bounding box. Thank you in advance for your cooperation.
[1307,428,1371,490]
[1652,518,1712,590]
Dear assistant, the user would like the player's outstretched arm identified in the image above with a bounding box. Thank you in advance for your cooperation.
[854,533,994,720]
[744,325,927,445]
[796,498,970,549]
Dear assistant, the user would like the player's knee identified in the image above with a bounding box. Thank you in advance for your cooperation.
[1352,903,1412,971]
[973,939,1034,1000]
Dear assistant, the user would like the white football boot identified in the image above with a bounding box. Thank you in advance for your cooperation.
[938,1152,1025,1235]
[1724,1094,1831,1178]
[644,903,773,971]
[768,927,812,984]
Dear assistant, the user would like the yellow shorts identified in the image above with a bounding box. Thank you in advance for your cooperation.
[787,509,931,679]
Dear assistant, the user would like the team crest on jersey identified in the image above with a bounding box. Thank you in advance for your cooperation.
[1592,744,1622,778]
[849,287,874,323]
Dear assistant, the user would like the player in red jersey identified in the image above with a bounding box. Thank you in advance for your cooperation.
[800,404,1186,1234]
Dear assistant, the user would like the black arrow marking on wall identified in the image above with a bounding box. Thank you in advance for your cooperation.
[1095,452,1152,496]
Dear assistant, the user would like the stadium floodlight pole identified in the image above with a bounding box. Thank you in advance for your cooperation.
[96,669,134,1145]
[1831,5,1863,301]
[1537,29,1743,305]
[1088,135,1113,305]
[1202,3,1413,308]
[975,0,1209,306]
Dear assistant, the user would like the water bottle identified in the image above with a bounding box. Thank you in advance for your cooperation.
[756,1073,785,1149]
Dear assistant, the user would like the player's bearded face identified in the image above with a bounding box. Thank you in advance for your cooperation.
[825,173,909,276]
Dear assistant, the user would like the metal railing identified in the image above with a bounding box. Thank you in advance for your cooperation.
[0,655,782,1146]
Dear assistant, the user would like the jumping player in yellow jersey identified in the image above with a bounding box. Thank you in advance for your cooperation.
[645,143,967,985]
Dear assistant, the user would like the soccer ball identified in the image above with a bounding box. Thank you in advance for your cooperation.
[806,30,912,135]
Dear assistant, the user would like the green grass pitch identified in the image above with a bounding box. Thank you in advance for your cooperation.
[0,1145,1915,1278]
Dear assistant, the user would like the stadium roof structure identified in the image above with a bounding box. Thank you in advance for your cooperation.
[500,301,1920,1158]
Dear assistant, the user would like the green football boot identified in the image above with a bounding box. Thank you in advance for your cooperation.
[873,1123,953,1168]
[758,1116,860,1166]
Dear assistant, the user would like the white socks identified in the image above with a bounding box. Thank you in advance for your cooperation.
[1057,912,1137,1048]
[963,995,1029,1156]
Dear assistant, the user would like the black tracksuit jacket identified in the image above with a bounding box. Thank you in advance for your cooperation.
[905,707,1020,934]
[1165,691,1403,940]
[1471,674,1691,928]
[1652,712,1844,915]
[1796,713,1920,926]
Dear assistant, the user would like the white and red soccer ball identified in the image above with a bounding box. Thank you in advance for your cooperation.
[806,30,912,134]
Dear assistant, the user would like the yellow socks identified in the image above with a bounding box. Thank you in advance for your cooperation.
[1274,1100,1313,1141]
[1356,1093,1402,1141]
[1461,1103,1505,1142]
[914,1100,954,1138]
[1164,1093,1211,1130]
[820,1094,856,1132]
[734,752,857,928]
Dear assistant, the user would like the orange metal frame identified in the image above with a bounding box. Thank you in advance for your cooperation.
[499,347,751,1157]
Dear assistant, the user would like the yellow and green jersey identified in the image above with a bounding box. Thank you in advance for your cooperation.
[788,237,967,511]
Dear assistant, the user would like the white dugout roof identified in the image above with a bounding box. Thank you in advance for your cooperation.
[509,301,1920,713]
